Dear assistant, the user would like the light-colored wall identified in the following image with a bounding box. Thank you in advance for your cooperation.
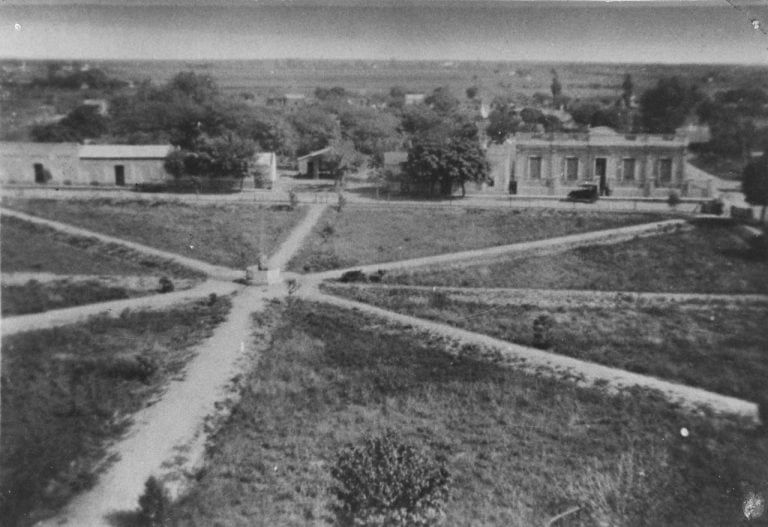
[80,159,169,186]
[0,142,80,185]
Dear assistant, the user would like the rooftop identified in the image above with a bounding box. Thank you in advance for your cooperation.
[78,145,173,159]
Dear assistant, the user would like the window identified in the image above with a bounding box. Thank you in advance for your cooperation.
[114,165,125,186]
[659,158,672,184]
[622,158,636,181]
[565,157,578,181]
[529,156,542,180]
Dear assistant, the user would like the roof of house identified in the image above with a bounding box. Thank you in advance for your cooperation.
[78,144,173,159]
[297,147,333,161]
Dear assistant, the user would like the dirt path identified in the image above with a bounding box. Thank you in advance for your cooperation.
[263,204,326,271]
[307,218,691,281]
[325,283,768,309]
[0,207,242,281]
[304,290,760,422]
[2,280,239,336]
[37,284,284,527]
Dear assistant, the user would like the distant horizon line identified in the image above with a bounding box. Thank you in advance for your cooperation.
[2,56,766,67]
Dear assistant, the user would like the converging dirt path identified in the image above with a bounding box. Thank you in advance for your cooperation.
[2,280,239,336]
[0,207,242,281]
[37,285,283,527]
[325,283,768,310]
[303,290,760,422]
[308,218,691,281]
[265,204,326,271]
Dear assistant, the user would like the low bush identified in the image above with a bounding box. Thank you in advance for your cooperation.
[330,430,450,527]
[138,476,171,527]
[339,270,368,283]
[157,277,174,294]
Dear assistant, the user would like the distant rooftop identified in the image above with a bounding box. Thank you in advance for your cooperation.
[79,145,173,159]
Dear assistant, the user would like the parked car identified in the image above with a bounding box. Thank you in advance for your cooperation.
[567,183,599,203]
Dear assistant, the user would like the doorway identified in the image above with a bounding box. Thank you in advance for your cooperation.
[33,163,45,184]
[114,165,125,186]
[595,158,607,195]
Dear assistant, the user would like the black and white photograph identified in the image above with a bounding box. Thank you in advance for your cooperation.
[1,0,768,525]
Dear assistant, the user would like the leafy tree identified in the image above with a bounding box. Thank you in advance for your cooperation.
[486,107,521,143]
[550,69,562,103]
[466,86,479,100]
[330,430,450,527]
[622,74,634,107]
[742,155,768,222]
[164,133,257,183]
[289,106,341,156]
[520,107,544,124]
[30,105,108,143]
[639,77,702,134]
[404,134,489,197]
[400,104,444,136]
[425,86,460,115]
[339,106,401,157]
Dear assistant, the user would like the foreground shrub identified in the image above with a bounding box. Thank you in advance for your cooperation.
[138,476,170,527]
[330,430,450,527]
[158,277,174,294]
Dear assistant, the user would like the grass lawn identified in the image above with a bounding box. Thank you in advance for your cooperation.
[2,198,307,269]
[1,280,138,316]
[1,215,203,279]
[168,299,767,527]
[385,219,768,294]
[324,285,768,403]
[287,206,674,273]
[0,296,231,527]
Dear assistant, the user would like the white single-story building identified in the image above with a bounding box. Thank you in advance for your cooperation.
[0,142,278,189]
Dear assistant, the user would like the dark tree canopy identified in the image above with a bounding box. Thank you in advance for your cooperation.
[404,135,489,197]
[742,155,768,222]
[30,105,108,143]
[639,77,702,134]
[622,74,634,107]
[486,107,521,143]
[164,133,257,181]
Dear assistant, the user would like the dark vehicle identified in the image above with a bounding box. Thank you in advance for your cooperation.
[567,183,599,203]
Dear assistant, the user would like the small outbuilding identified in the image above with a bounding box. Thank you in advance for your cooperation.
[297,147,334,179]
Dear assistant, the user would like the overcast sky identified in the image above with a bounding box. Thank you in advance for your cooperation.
[2,0,767,63]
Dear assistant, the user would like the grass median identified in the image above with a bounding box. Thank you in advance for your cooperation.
[0,296,231,526]
[168,299,766,526]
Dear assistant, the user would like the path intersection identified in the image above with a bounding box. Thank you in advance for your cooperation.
[0,203,761,526]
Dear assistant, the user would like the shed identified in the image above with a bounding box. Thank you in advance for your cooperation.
[297,147,333,179]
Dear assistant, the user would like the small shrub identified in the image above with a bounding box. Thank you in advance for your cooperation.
[288,189,299,210]
[330,430,450,527]
[429,291,450,309]
[207,292,218,306]
[102,355,158,384]
[368,270,387,283]
[532,314,554,350]
[321,223,336,242]
[667,191,681,208]
[137,476,170,527]
[339,270,368,283]
[157,277,174,294]
[337,192,347,213]
[62,179,72,186]
[90,181,100,186]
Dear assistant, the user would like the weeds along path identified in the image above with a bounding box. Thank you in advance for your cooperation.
[0,207,242,281]
[325,283,768,310]
[308,218,692,281]
[304,290,760,423]
[1,272,200,290]
[37,284,283,527]
[2,280,239,336]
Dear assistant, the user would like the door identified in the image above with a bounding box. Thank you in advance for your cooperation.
[114,165,125,186]
[529,156,542,180]
[565,157,578,181]
[33,163,45,184]
[659,158,672,185]
[595,158,607,195]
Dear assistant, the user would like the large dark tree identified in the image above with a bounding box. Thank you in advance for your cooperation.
[742,155,768,223]
[404,135,489,197]
[639,77,702,134]
[486,107,521,143]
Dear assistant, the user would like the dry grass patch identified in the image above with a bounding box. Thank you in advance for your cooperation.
[168,300,767,527]
[324,285,768,404]
[3,198,307,269]
[386,219,768,294]
[287,206,674,273]
[0,296,231,527]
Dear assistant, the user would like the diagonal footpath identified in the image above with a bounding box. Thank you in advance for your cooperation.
[305,290,760,423]
[2,280,240,336]
[265,204,327,271]
[324,283,768,308]
[36,285,281,527]
[0,207,242,281]
[308,218,691,281]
